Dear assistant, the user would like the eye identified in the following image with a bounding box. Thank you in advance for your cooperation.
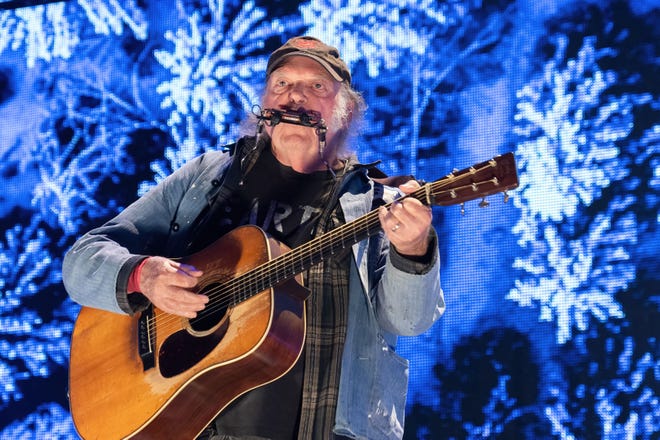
[270,79,288,94]
[311,81,330,96]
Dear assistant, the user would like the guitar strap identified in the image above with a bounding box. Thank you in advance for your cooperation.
[367,167,419,188]
[184,135,267,252]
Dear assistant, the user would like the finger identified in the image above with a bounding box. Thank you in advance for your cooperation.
[176,262,204,277]
[391,198,432,224]
[389,199,406,217]
[389,200,418,226]
[163,262,204,289]
[175,290,209,307]
[379,206,401,229]
[159,290,208,318]
[162,300,201,318]
[166,260,203,277]
[382,201,421,232]
[379,208,405,241]
[398,180,421,194]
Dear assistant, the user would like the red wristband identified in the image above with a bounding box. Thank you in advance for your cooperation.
[127,258,149,293]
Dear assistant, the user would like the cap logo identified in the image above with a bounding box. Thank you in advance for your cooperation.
[291,38,322,50]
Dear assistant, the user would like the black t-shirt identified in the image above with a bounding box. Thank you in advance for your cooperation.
[199,147,336,250]
[200,148,337,439]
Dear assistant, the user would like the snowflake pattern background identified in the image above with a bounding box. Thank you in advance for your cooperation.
[0,0,658,438]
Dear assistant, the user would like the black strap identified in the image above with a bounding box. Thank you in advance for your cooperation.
[184,136,264,252]
[367,167,419,188]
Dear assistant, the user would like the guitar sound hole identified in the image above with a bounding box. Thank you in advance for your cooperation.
[189,282,230,332]
[159,281,230,377]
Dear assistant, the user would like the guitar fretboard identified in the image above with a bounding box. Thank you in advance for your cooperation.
[220,152,518,305]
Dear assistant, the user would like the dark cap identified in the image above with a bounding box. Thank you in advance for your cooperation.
[266,36,351,84]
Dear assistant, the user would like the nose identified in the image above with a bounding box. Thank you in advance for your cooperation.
[288,83,307,104]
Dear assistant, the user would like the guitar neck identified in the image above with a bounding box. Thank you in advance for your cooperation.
[233,152,518,301]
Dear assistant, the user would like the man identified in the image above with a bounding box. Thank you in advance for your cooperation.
[63,36,445,440]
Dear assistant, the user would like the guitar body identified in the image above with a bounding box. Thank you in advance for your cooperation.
[68,226,309,439]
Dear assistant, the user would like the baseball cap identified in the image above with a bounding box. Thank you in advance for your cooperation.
[266,36,352,84]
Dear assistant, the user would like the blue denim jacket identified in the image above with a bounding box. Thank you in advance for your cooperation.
[63,143,445,440]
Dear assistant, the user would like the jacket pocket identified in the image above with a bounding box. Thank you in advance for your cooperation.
[368,343,409,440]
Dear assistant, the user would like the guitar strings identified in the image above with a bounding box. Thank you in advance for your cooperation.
[145,169,492,334]
[146,207,382,334]
[146,162,502,334]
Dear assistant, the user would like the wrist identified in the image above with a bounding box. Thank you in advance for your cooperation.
[127,258,149,293]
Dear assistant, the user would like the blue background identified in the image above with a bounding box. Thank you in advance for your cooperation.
[0,0,658,438]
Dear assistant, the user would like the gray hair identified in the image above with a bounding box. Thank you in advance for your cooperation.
[332,82,367,159]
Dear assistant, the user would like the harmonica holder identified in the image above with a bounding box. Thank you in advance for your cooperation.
[255,108,335,177]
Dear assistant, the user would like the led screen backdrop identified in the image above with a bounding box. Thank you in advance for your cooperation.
[0,0,658,438]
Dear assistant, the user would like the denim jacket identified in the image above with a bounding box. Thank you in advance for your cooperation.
[63,139,445,440]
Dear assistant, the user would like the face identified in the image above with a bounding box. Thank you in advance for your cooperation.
[262,56,344,157]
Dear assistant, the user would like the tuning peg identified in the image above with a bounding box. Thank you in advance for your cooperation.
[460,203,465,215]
[479,197,489,208]
[503,191,510,203]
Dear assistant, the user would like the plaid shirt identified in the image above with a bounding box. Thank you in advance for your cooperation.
[298,206,351,439]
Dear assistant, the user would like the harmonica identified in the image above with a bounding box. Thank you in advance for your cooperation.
[257,108,326,129]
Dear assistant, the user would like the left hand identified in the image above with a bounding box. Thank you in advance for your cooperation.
[378,180,433,257]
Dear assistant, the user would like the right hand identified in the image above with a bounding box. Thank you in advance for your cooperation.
[135,256,208,318]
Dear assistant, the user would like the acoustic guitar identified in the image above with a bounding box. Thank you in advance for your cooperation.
[68,153,518,439]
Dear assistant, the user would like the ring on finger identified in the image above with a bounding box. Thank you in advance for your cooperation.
[391,223,401,232]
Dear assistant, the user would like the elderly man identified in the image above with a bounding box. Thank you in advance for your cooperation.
[63,36,444,440]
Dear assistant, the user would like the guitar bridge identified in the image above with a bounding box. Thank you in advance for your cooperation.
[138,306,156,371]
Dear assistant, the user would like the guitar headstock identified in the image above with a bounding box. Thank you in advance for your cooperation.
[415,152,519,207]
